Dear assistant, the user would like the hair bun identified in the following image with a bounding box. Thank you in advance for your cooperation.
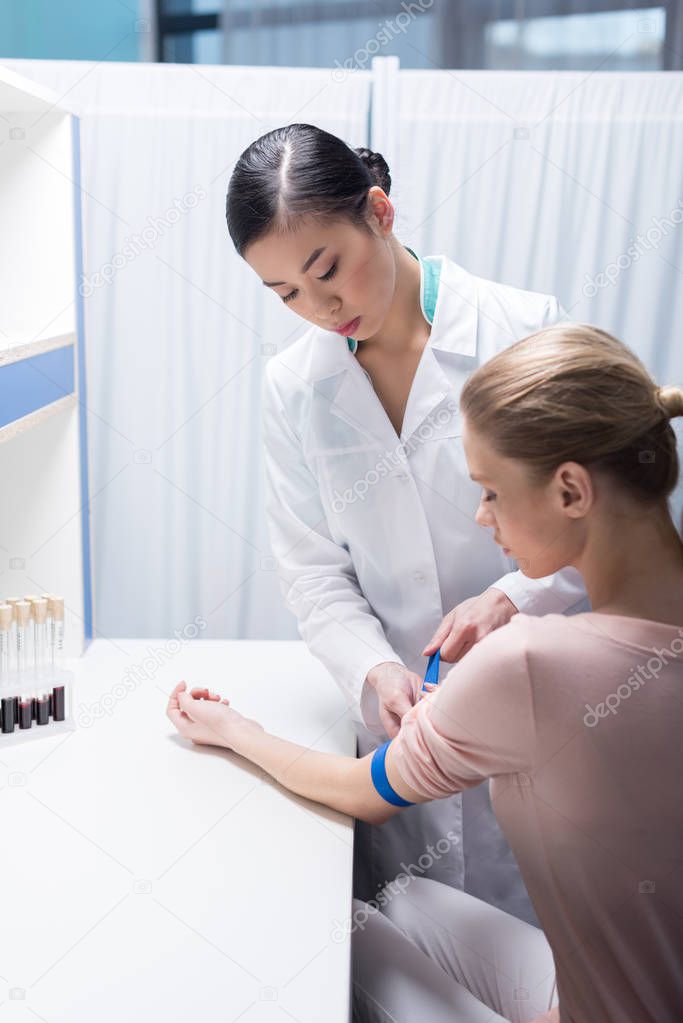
[354,147,392,196]
[657,385,683,419]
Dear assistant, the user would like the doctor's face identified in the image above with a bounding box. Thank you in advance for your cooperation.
[243,204,396,339]
[462,418,579,579]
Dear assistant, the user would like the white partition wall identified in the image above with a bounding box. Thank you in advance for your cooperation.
[0,66,92,656]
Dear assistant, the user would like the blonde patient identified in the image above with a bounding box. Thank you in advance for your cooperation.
[167,324,683,1023]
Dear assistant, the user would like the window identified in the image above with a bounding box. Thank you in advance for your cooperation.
[155,0,438,66]
[154,1,681,70]
[155,0,221,63]
[485,7,666,71]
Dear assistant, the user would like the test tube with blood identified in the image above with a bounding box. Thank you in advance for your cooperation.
[0,604,14,733]
[12,601,30,719]
[42,594,54,713]
[50,597,66,721]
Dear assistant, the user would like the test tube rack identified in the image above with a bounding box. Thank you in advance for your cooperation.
[0,596,76,745]
[0,667,75,746]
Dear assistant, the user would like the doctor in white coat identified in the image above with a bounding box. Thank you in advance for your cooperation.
[226,123,587,923]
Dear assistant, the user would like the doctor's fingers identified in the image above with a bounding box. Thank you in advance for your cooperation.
[379,707,401,739]
[385,685,418,716]
[422,612,457,656]
[439,623,480,663]
[380,695,417,737]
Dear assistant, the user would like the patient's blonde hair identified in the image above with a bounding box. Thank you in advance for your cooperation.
[460,323,683,503]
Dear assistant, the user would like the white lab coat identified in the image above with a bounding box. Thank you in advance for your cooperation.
[261,252,588,920]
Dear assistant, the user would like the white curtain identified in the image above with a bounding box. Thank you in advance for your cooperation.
[3,58,682,641]
[2,58,371,641]
[390,67,683,524]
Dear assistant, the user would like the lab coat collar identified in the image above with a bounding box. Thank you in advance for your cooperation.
[305,252,478,449]
[426,255,479,359]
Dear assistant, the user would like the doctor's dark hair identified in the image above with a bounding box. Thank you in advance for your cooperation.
[225,123,391,256]
[460,324,683,506]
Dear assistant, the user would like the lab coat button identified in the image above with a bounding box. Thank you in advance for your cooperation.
[391,469,409,481]
[413,571,426,582]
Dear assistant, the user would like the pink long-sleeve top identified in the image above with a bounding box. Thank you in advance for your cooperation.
[391,611,683,1023]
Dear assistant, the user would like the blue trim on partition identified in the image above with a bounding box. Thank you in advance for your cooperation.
[72,115,93,644]
[0,346,75,426]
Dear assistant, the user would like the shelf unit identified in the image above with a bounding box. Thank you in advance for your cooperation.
[0,65,92,657]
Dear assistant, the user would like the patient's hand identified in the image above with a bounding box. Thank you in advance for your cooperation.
[166,681,263,750]
[422,587,517,663]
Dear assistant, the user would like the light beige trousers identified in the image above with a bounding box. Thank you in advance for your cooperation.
[352,878,559,1023]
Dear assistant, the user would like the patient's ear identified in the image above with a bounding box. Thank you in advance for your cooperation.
[553,461,593,518]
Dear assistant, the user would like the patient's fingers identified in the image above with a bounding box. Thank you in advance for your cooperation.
[190,686,222,702]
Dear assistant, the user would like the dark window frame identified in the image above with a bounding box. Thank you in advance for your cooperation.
[154,1,220,62]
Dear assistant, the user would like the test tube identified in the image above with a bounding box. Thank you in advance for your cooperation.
[14,601,30,680]
[32,599,48,678]
[50,596,65,671]
[0,604,12,683]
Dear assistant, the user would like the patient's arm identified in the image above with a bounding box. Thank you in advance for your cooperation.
[166,680,427,824]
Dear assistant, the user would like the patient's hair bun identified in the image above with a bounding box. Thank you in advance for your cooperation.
[657,385,683,419]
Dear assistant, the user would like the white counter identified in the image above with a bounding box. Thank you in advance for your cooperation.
[0,639,357,1022]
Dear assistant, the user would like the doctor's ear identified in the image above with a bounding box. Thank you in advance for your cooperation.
[551,462,594,518]
[366,186,395,234]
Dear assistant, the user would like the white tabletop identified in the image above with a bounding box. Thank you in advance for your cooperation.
[0,639,357,1022]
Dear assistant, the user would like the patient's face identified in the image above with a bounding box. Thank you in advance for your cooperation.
[244,197,396,340]
[463,419,574,579]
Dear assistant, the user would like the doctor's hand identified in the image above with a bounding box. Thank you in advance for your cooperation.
[422,587,518,664]
[166,681,264,750]
[365,662,423,739]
